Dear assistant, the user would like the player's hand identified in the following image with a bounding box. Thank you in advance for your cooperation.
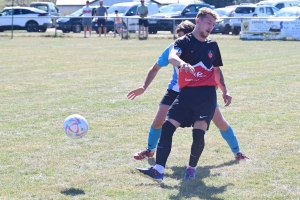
[127,87,145,100]
[179,63,194,74]
[222,92,232,106]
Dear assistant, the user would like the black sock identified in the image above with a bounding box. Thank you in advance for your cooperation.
[156,121,176,168]
[189,129,205,168]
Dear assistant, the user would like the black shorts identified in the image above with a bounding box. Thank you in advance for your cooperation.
[159,89,179,106]
[138,19,148,27]
[97,19,106,27]
[167,86,217,128]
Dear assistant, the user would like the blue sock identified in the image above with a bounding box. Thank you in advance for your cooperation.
[220,125,240,153]
[147,126,162,150]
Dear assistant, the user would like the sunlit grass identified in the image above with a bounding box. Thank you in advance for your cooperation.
[0,36,299,199]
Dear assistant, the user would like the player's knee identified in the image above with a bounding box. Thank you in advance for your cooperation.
[191,129,205,156]
[159,121,176,141]
[152,120,164,129]
[213,118,228,130]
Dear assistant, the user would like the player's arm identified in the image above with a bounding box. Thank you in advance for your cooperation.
[168,45,194,74]
[127,63,161,100]
[214,67,232,106]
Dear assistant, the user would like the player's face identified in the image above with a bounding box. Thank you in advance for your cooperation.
[196,14,216,39]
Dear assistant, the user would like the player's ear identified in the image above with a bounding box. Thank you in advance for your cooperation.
[195,17,200,24]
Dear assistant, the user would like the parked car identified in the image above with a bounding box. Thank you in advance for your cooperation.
[257,0,300,10]
[30,2,60,27]
[92,2,159,34]
[0,6,52,32]
[230,5,279,35]
[211,7,235,34]
[147,3,213,34]
[56,6,99,33]
[274,6,300,17]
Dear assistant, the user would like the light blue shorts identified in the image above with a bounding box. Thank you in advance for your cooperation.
[82,18,92,26]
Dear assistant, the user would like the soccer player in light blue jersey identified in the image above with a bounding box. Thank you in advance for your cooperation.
[127,20,250,162]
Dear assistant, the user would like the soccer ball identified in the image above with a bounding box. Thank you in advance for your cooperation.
[63,114,88,139]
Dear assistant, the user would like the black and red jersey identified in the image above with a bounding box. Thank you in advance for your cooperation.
[173,33,223,90]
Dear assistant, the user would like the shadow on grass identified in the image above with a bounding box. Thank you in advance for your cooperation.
[167,160,237,200]
[140,159,237,199]
[60,187,85,196]
[138,37,148,40]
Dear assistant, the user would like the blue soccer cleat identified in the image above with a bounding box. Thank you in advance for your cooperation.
[135,167,164,182]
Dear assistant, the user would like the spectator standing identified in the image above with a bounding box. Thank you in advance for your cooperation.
[82,1,92,38]
[96,0,108,37]
[137,0,148,38]
[115,10,123,35]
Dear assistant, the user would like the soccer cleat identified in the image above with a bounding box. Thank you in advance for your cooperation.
[133,149,155,160]
[135,167,164,182]
[184,167,196,180]
[235,152,251,161]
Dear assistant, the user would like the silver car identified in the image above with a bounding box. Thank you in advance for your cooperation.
[212,7,235,34]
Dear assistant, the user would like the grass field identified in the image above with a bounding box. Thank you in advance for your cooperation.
[0,35,299,199]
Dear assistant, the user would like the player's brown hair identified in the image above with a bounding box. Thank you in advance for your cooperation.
[176,20,195,34]
[196,7,218,20]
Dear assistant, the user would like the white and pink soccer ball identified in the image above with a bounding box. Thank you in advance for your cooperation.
[63,114,88,139]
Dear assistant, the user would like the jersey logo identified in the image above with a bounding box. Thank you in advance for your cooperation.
[194,72,205,77]
[208,50,213,59]
[174,47,182,56]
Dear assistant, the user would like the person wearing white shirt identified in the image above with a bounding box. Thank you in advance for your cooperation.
[82,1,93,38]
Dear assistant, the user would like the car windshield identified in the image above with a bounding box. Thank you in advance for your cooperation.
[70,8,83,16]
[275,8,300,17]
[215,9,232,17]
[107,6,130,14]
[31,5,48,12]
[159,4,186,13]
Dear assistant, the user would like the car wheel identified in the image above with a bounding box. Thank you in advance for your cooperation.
[149,28,157,34]
[39,27,47,32]
[232,26,240,35]
[26,21,39,32]
[72,23,81,33]
[223,25,230,35]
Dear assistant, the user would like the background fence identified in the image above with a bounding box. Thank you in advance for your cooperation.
[1,16,300,40]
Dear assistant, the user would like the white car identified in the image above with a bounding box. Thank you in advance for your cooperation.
[230,5,279,35]
[0,7,52,32]
[274,6,300,17]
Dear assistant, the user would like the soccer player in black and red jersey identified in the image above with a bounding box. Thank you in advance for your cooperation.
[135,7,230,182]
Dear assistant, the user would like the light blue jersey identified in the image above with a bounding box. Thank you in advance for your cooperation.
[156,44,180,92]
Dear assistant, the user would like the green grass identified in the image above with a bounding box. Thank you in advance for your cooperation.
[0,35,299,199]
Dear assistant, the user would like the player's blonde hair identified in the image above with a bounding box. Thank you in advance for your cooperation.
[196,7,219,20]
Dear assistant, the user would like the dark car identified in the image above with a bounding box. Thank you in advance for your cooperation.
[148,3,213,34]
[56,6,98,33]
[211,7,235,34]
